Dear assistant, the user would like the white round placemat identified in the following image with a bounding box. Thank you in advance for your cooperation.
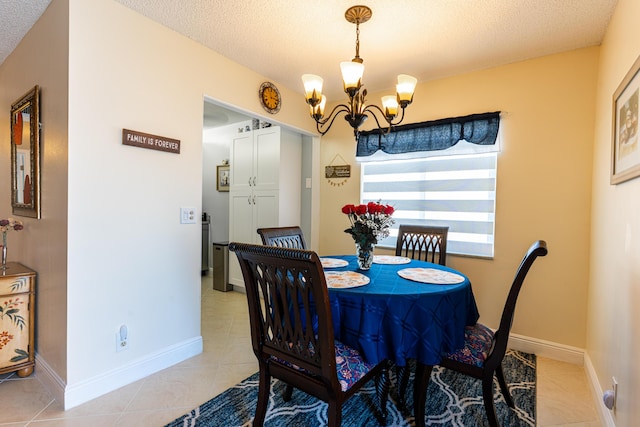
[320,258,349,268]
[373,255,411,265]
[397,268,465,284]
[324,271,370,288]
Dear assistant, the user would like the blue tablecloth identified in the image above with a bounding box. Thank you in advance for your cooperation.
[327,255,479,367]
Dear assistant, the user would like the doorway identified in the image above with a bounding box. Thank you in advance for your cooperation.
[201,99,317,271]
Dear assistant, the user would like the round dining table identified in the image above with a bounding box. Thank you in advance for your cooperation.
[323,255,480,427]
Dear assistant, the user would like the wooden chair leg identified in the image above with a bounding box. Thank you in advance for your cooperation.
[283,383,294,401]
[327,400,342,427]
[395,364,411,411]
[375,364,390,424]
[413,363,433,427]
[482,375,499,427]
[253,369,271,427]
[496,364,515,408]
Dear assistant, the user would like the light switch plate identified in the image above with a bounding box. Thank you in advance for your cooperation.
[180,207,197,224]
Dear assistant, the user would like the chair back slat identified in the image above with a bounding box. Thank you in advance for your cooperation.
[395,225,449,265]
[257,226,307,249]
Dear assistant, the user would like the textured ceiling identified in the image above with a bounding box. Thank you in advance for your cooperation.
[112,0,617,100]
[1,0,617,123]
[0,0,52,65]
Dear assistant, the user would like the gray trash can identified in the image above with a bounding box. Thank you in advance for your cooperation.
[212,242,231,292]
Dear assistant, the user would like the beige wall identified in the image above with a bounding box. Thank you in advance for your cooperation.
[0,0,69,379]
[589,0,640,424]
[319,47,599,349]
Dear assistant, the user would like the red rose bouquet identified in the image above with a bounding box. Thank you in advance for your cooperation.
[341,201,395,249]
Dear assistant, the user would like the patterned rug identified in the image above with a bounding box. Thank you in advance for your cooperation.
[166,350,535,426]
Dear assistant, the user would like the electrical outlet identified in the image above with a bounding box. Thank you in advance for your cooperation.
[116,325,129,352]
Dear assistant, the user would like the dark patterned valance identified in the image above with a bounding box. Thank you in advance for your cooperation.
[356,111,501,157]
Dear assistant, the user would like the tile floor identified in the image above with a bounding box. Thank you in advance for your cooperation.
[0,276,602,426]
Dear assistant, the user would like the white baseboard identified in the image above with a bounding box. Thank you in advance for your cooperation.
[508,332,584,365]
[34,354,66,405]
[584,353,616,427]
[36,336,203,410]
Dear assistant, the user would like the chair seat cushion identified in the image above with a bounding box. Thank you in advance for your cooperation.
[273,340,376,392]
[444,323,494,367]
[334,340,376,391]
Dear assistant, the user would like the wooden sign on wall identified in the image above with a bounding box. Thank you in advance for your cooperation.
[325,165,351,178]
[122,129,181,154]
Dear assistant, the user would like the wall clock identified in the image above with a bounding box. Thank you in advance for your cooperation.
[259,82,281,114]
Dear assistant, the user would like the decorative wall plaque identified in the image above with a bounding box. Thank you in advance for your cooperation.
[325,154,351,187]
[122,129,180,154]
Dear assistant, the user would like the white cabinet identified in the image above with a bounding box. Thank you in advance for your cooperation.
[229,127,282,192]
[228,127,302,288]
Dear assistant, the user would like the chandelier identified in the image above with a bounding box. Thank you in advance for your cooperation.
[301,5,417,140]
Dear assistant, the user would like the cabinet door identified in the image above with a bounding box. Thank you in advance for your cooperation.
[228,190,256,288]
[253,127,281,190]
[229,190,257,245]
[229,133,254,191]
[253,190,279,231]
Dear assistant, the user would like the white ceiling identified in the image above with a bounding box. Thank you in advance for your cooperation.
[1,0,617,124]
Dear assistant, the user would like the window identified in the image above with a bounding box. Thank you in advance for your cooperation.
[361,152,497,258]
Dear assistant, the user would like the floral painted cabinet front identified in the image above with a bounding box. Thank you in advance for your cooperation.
[0,262,35,377]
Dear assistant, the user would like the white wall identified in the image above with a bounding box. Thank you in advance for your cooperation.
[0,0,311,408]
[589,0,640,424]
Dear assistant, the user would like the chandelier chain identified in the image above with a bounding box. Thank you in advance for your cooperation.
[355,22,361,61]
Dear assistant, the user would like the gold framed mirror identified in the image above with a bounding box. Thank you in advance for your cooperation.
[11,86,41,219]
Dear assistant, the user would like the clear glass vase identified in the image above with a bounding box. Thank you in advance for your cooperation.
[1,242,6,271]
[356,243,374,270]
[0,230,7,270]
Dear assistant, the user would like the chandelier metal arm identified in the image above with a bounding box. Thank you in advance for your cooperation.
[314,104,352,135]
[361,104,408,135]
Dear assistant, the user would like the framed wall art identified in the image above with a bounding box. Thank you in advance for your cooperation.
[611,54,640,185]
[217,165,230,192]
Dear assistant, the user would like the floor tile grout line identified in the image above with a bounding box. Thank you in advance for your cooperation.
[25,398,56,425]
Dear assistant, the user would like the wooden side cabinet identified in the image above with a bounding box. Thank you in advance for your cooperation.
[0,262,35,377]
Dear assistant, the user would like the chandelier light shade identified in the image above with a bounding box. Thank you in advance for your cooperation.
[302,5,417,140]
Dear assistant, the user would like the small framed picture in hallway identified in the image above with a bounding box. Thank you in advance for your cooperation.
[217,165,230,192]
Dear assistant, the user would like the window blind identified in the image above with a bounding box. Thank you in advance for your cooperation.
[361,152,497,258]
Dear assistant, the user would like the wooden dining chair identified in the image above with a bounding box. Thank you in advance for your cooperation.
[436,240,548,427]
[395,225,449,265]
[257,226,308,400]
[257,226,307,249]
[394,224,450,407]
[229,242,390,427]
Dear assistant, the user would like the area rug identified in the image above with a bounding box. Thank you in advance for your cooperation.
[166,350,535,426]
